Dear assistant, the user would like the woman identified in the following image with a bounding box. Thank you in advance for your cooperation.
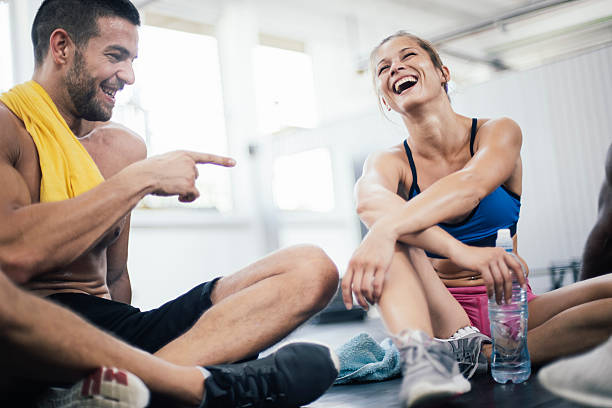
[342,31,612,407]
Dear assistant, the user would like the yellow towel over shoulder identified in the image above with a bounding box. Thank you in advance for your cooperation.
[0,80,104,202]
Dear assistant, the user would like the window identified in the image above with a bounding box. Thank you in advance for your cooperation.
[113,25,231,211]
[273,148,334,212]
[0,1,13,92]
[253,44,317,135]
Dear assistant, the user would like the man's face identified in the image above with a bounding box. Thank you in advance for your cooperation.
[65,17,138,121]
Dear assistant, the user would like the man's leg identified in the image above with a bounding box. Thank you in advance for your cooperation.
[154,244,339,366]
[0,271,205,406]
[525,274,612,364]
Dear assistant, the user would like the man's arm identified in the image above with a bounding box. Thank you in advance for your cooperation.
[93,125,148,304]
[0,107,235,283]
[581,143,612,280]
[0,270,204,404]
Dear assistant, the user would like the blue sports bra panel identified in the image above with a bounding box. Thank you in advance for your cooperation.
[402,118,521,258]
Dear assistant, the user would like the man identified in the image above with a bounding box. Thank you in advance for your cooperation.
[0,0,339,406]
[580,143,612,280]
[538,143,612,406]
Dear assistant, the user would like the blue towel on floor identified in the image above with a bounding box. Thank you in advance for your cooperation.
[334,332,401,384]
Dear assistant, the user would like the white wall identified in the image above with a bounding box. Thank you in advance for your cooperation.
[128,211,260,310]
[451,45,612,270]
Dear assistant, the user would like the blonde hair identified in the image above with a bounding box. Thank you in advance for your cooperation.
[369,31,448,111]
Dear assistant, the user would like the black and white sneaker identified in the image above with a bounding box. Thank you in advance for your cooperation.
[202,342,339,408]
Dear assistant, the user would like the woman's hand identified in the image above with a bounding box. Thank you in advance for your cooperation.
[451,244,527,304]
[342,223,397,310]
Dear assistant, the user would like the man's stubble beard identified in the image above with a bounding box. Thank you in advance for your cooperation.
[65,50,112,122]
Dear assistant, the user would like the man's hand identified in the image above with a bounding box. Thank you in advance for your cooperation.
[129,150,236,203]
[342,223,397,310]
[451,244,527,305]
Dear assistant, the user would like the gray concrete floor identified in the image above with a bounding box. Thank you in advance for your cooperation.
[278,316,590,408]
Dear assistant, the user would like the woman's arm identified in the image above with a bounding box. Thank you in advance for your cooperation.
[343,145,525,310]
[377,117,522,239]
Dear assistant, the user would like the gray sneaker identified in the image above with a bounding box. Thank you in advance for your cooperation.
[396,330,471,407]
[538,336,612,408]
[436,326,491,379]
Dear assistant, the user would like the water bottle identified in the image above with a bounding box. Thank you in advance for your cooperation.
[488,228,531,384]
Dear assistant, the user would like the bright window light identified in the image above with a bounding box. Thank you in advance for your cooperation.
[0,2,13,92]
[273,148,334,212]
[113,25,231,211]
[253,45,317,135]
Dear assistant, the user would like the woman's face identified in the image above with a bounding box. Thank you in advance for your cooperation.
[373,36,448,114]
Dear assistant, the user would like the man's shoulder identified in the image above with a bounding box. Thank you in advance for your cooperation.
[79,121,147,178]
[85,121,147,162]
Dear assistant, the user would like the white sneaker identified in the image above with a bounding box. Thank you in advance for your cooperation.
[396,330,471,407]
[538,336,612,408]
[37,367,150,408]
[436,326,491,379]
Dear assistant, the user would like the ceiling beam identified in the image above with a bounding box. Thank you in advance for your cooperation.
[430,0,579,44]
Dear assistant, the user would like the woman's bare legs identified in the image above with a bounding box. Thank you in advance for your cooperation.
[405,246,471,338]
[377,243,470,338]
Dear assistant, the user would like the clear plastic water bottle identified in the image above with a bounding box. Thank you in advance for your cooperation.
[488,229,531,384]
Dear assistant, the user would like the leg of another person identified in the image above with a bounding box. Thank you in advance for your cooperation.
[154,244,339,366]
[525,274,612,364]
[538,335,612,407]
[0,271,204,406]
[479,274,612,365]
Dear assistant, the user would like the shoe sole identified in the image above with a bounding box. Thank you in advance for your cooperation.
[38,367,150,408]
[404,374,471,407]
[539,367,612,408]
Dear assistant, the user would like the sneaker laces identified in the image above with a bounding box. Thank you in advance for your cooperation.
[441,331,490,379]
[395,331,457,377]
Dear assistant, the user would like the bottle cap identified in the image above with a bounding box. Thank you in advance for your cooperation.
[497,229,511,240]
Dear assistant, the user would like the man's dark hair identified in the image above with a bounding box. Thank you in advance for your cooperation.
[32,0,140,66]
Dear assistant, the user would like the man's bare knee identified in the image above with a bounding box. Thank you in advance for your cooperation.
[289,245,339,312]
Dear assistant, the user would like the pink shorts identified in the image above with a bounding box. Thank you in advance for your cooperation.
[447,284,537,337]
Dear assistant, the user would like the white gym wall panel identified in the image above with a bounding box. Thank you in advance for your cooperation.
[451,44,612,271]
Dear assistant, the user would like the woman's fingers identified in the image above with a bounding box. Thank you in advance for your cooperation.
[490,262,504,304]
[507,252,527,288]
[362,267,376,305]
[498,259,513,304]
[341,269,354,310]
[351,266,370,310]
[372,269,386,304]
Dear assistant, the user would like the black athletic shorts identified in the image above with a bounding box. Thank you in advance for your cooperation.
[48,277,221,354]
